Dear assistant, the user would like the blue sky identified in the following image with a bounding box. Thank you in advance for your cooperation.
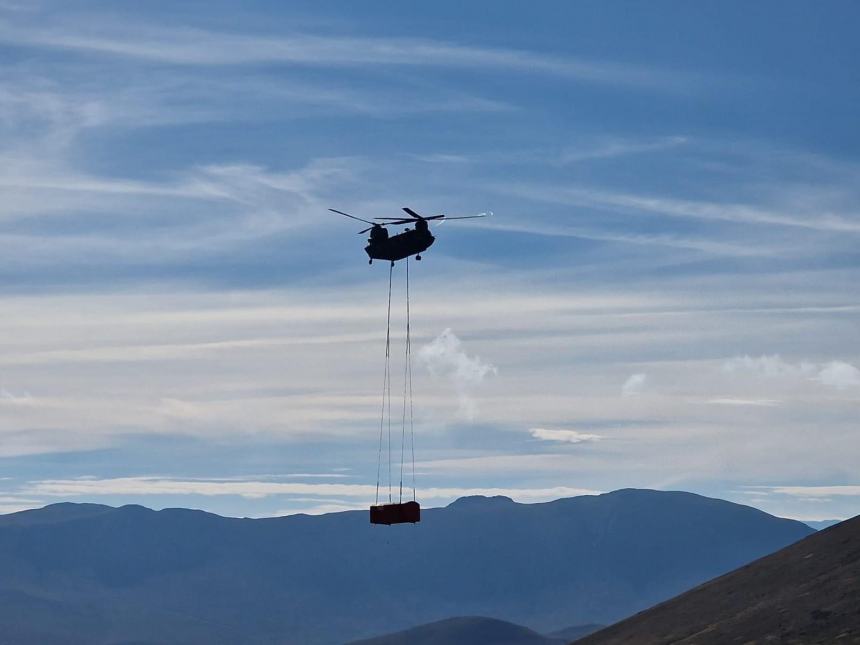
[0,1,858,520]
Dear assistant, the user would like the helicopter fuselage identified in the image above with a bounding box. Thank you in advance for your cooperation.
[365,226,435,263]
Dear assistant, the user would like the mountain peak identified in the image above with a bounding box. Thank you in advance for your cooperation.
[447,495,516,509]
[348,615,559,645]
[0,502,114,527]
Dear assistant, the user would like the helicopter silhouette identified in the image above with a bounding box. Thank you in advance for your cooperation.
[329,207,488,264]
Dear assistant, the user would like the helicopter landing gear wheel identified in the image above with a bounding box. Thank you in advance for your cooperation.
[416,254,421,261]
[369,259,373,265]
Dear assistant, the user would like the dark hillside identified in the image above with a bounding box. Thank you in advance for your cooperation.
[348,616,565,645]
[578,515,860,644]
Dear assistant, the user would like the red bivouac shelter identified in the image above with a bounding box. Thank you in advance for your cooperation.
[370,501,420,525]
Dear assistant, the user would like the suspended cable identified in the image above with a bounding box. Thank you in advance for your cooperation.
[370,257,419,525]
[375,262,394,505]
[408,265,416,502]
[399,257,413,504]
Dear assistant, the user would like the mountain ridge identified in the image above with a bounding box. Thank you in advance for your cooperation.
[346,616,566,645]
[346,616,605,645]
[0,489,813,644]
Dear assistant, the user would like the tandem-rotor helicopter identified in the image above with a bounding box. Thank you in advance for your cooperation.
[329,207,489,264]
[328,205,489,525]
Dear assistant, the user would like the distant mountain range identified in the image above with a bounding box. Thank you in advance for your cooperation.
[0,489,813,644]
[578,514,860,644]
[347,616,603,645]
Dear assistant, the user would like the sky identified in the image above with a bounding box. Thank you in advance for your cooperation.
[0,1,858,521]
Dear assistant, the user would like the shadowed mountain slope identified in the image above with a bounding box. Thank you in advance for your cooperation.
[347,617,604,645]
[0,489,813,644]
[347,616,567,645]
[578,515,860,644]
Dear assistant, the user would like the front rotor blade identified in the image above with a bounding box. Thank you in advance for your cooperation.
[329,208,375,225]
[359,222,390,234]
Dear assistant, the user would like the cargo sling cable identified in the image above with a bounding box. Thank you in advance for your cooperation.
[372,259,419,525]
[399,257,416,505]
[375,261,394,506]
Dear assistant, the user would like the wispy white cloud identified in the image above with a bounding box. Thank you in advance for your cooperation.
[24,477,377,499]
[596,190,860,234]
[723,355,860,390]
[415,453,599,475]
[0,1,38,12]
[0,20,689,89]
[0,428,113,458]
[621,373,647,397]
[750,485,860,498]
[559,136,689,164]
[482,220,774,257]
[0,503,41,514]
[20,475,601,508]
[0,386,33,405]
[529,428,602,443]
[278,502,369,516]
[722,355,816,377]
[707,398,780,407]
[495,183,860,234]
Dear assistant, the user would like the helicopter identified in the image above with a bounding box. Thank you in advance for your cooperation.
[329,207,488,264]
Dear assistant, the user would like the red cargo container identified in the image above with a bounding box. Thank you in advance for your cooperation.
[369,501,420,525]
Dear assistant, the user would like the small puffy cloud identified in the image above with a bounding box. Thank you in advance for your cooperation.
[419,328,496,387]
[723,355,860,390]
[816,361,860,390]
[0,387,34,406]
[419,328,496,419]
[621,373,647,397]
[722,354,816,377]
[529,428,602,444]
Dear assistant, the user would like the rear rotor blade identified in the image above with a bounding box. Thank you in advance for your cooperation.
[441,211,492,220]
[402,207,423,219]
[329,208,375,225]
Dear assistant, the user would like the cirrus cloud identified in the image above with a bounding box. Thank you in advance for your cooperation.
[529,428,602,444]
